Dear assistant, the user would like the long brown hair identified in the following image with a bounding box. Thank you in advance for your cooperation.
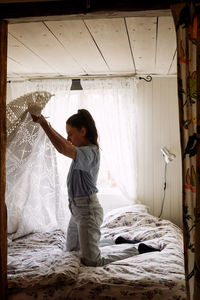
[66,109,99,148]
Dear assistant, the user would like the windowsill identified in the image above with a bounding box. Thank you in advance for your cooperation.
[98,187,132,215]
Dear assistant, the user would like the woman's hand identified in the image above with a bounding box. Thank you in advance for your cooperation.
[31,114,47,126]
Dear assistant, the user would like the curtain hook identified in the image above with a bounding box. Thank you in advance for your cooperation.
[139,75,152,82]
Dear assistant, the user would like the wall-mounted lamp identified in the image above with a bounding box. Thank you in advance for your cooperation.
[159,147,176,218]
[161,147,176,164]
[70,79,83,90]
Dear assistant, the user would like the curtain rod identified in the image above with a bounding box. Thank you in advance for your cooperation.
[7,74,135,82]
[7,74,155,83]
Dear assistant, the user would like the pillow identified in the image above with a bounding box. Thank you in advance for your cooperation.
[102,204,149,228]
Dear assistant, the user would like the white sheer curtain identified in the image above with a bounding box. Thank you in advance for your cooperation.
[7,77,138,238]
[7,79,71,102]
[42,78,138,204]
[6,80,72,239]
[81,78,138,202]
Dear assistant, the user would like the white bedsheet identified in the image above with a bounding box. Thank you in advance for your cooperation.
[8,204,186,299]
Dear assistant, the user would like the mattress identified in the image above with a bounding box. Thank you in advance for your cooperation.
[8,204,186,299]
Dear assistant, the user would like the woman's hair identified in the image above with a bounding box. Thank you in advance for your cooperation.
[66,109,99,148]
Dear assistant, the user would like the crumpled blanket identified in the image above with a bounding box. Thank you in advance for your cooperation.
[8,204,186,300]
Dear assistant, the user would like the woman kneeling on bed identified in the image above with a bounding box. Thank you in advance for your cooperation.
[31,109,160,267]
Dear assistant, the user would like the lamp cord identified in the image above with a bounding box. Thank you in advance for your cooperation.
[159,162,167,218]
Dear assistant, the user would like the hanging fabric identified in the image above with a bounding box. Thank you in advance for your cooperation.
[81,77,138,202]
[6,77,138,239]
[6,81,72,239]
[7,91,52,142]
[171,2,200,299]
[42,77,138,204]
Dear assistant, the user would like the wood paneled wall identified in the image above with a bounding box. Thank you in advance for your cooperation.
[137,76,182,227]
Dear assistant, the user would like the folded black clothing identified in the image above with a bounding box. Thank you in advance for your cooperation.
[138,243,161,254]
[115,236,141,244]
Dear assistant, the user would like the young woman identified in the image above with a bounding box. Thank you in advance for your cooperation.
[31,109,160,267]
[31,109,104,266]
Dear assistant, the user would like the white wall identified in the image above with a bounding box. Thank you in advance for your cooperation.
[136,76,182,228]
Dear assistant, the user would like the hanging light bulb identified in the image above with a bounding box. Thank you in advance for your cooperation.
[161,147,176,164]
[70,79,83,90]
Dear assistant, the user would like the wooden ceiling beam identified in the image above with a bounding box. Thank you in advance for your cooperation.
[0,0,185,23]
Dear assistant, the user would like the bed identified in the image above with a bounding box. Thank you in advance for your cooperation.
[7,204,186,300]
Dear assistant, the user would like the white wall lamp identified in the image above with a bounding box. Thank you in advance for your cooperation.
[159,147,176,218]
[161,147,176,164]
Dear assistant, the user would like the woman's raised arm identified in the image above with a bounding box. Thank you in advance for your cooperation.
[31,114,76,159]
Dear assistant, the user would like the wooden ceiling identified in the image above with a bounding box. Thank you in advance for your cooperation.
[7,15,177,80]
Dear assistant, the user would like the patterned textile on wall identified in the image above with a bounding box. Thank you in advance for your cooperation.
[171,2,200,299]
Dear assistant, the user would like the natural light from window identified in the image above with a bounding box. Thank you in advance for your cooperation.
[42,78,137,213]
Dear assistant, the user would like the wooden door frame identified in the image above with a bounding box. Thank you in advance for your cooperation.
[0,1,188,299]
[0,0,176,23]
[0,19,8,300]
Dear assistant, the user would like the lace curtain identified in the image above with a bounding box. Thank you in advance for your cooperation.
[6,81,72,239]
[6,78,138,239]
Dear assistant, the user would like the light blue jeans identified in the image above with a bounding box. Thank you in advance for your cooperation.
[66,194,139,266]
[67,194,103,266]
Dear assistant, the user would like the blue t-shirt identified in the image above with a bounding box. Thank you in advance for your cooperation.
[67,145,100,198]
